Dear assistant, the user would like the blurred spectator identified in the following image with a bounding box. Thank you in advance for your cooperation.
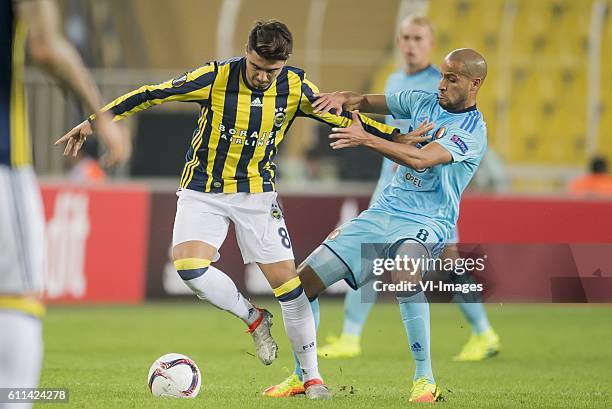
[67,139,107,182]
[568,156,612,197]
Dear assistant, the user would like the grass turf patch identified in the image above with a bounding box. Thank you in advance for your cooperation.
[38,301,612,408]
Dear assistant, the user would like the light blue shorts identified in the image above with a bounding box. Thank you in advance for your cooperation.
[315,207,445,289]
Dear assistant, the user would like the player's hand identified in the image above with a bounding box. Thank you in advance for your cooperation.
[329,111,373,149]
[55,120,94,158]
[394,120,435,145]
[313,92,350,114]
[55,112,130,167]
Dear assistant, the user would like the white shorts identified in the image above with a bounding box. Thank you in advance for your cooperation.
[0,166,45,296]
[172,189,294,264]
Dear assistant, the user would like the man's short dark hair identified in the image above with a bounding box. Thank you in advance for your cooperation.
[247,20,293,61]
[590,156,608,174]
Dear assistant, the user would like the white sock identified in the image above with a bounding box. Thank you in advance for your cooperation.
[278,291,321,382]
[0,311,43,407]
[183,266,259,326]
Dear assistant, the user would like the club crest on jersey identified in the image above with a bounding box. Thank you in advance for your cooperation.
[434,127,446,139]
[172,73,187,88]
[327,228,341,240]
[274,107,286,127]
[451,134,468,154]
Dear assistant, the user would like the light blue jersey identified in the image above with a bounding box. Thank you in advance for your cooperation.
[316,90,486,288]
[375,90,488,239]
[371,65,441,204]
[371,65,461,242]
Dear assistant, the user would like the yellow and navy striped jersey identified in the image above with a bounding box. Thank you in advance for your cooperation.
[98,57,397,193]
[0,0,30,168]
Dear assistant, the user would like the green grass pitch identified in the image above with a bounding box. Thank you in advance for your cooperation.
[38,301,611,408]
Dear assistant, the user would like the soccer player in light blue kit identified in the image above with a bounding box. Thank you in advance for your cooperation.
[319,16,500,364]
[268,48,489,402]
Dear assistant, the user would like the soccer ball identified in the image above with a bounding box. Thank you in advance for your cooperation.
[147,353,201,398]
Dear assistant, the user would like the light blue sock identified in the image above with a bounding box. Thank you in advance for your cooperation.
[342,286,378,336]
[450,271,491,334]
[457,302,491,334]
[398,292,434,384]
[294,298,320,380]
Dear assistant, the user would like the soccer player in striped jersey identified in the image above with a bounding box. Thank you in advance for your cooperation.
[317,16,500,364]
[57,19,410,399]
[1,0,127,405]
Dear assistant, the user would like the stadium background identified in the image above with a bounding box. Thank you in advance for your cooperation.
[33,0,612,302]
[26,0,611,407]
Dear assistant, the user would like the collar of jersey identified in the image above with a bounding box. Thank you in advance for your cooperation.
[404,64,436,78]
[445,104,477,114]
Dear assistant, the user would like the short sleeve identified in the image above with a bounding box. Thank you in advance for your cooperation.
[433,128,483,163]
[385,90,430,120]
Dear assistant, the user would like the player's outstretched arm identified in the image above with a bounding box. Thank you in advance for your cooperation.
[300,78,397,140]
[56,64,215,162]
[312,92,389,115]
[54,114,128,164]
[329,111,451,169]
[18,0,129,166]
[88,64,215,123]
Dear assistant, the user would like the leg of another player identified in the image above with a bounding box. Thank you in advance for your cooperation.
[318,287,375,359]
[393,240,441,403]
[343,287,377,338]
[442,245,500,361]
[0,310,43,409]
[453,300,500,361]
[444,245,491,333]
